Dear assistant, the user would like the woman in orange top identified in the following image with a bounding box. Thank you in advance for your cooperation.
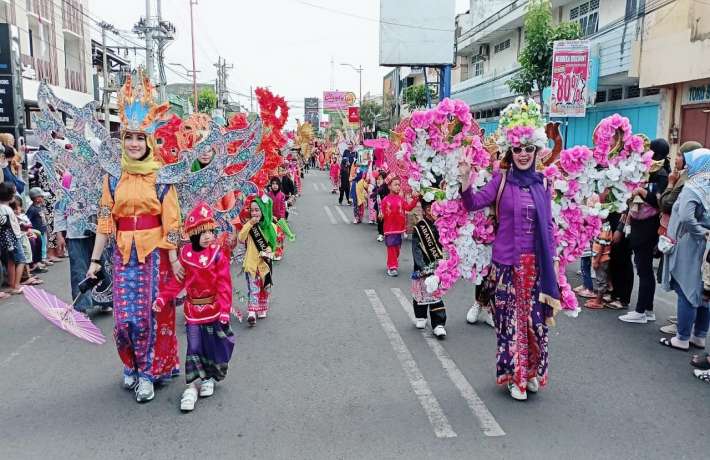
[86,75,183,404]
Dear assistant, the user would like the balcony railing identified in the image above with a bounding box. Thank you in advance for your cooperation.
[458,0,529,44]
[65,68,86,93]
[22,53,58,85]
[62,0,83,36]
[26,0,51,21]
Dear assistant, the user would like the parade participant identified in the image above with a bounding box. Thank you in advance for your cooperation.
[86,75,182,403]
[329,155,340,194]
[353,169,368,224]
[338,151,353,205]
[380,176,418,276]
[459,102,558,401]
[268,177,287,260]
[372,171,388,241]
[239,196,276,326]
[279,163,296,219]
[411,199,447,338]
[191,146,216,172]
[153,202,235,412]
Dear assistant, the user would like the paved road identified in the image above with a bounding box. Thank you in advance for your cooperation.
[0,171,707,460]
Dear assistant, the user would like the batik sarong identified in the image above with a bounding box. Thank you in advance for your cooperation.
[492,253,550,392]
[113,245,179,382]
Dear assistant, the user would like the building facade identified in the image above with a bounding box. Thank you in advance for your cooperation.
[453,0,663,146]
[0,0,95,134]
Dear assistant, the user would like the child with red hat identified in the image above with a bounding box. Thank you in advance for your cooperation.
[153,201,235,412]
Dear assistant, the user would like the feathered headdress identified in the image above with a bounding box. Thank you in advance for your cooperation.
[118,70,170,134]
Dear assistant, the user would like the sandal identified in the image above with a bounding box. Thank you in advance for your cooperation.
[584,299,604,310]
[690,353,710,370]
[0,292,10,300]
[659,337,689,351]
[605,300,625,310]
[21,278,43,286]
[8,288,23,295]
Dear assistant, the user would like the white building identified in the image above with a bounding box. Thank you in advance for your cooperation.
[1,0,95,130]
[453,0,662,145]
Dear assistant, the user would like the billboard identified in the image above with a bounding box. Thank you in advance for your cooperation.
[304,97,319,128]
[550,40,591,118]
[323,91,357,112]
[379,0,455,66]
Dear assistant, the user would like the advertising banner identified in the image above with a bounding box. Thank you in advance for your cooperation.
[323,91,357,112]
[348,106,360,123]
[550,40,591,118]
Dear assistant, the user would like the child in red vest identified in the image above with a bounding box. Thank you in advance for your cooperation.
[380,176,418,276]
[154,202,235,412]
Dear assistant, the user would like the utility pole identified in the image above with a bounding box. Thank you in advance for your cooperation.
[154,0,175,102]
[214,56,233,111]
[250,86,254,113]
[189,0,199,113]
[144,0,154,80]
[214,56,221,109]
[99,22,118,130]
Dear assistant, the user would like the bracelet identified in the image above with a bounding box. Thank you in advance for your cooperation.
[91,259,101,264]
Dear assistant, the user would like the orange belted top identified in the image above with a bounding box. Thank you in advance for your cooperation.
[97,173,181,264]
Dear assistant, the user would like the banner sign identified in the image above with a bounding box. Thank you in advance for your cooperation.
[348,106,360,123]
[323,91,357,111]
[550,40,591,118]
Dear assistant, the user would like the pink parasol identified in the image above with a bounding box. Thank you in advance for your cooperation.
[363,138,390,149]
[23,286,107,344]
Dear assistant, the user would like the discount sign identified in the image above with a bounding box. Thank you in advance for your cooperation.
[550,40,591,118]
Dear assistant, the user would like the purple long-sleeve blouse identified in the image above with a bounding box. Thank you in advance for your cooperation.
[461,172,552,266]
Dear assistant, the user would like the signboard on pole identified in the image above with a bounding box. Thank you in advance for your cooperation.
[550,40,591,118]
[304,97,319,129]
[348,106,360,124]
[323,91,357,112]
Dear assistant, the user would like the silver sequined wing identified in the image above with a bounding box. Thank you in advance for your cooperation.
[35,83,120,233]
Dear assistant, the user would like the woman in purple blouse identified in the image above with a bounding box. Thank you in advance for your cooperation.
[459,103,560,401]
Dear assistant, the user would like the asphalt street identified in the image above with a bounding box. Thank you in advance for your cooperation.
[0,170,707,460]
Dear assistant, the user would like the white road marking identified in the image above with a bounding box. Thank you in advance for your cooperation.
[333,205,350,224]
[364,289,457,439]
[319,183,328,192]
[390,288,506,437]
[312,183,319,192]
[0,335,41,369]
[323,206,337,225]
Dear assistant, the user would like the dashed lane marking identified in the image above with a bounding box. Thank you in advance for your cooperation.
[390,288,505,437]
[364,289,457,439]
[333,205,350,224]
[323,206,337,225]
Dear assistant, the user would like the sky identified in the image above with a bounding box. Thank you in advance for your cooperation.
[89,0,470,128]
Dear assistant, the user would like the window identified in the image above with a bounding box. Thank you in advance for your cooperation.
[626,85,641,98]
[643,88,660,96]
[471,54,484,77]
[494,39,511,54]
[596,90,607,103]
[570,0,599,37]
[608,88,623,101]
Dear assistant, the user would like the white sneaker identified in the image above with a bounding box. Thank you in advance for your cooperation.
[415,318,427,329]
[527,377,539,393]
[508,383,527,401]
[123,374,137,390]
[257,312,268,319]
[466,304,480,324]
[247,312,256,327]
[691,335,707,349]
[433,325,446,339]
[645,312,656,322]
[180,385,198,411]
[377,235,384,242]
[480,309,495,328]
[199,378,215,397]
[660,323,677,335]
[135,377,154,403]
[619,311,648,324]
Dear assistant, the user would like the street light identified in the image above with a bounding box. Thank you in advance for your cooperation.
[169,62,201,113]
[340,62,363,137]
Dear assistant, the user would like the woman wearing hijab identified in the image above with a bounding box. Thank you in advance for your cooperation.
[86,74,182,403]
[619,139,670,324]
[459,99,558,401]
[659,148,710,354]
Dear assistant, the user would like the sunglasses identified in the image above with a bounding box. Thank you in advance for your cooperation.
[512,145,538,155]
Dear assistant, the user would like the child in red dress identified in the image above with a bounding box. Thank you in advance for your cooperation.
[379,176,418,276]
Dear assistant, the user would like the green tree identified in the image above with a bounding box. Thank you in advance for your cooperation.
[403,84,434,110]
[360,100,384,129]
[506,0,581,103]
[191,87,218,113]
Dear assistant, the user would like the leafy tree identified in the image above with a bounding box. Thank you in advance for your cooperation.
[191,87,218,113]
[360,100,384,129]
[506,0,581,103]
[403,84,434,110]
